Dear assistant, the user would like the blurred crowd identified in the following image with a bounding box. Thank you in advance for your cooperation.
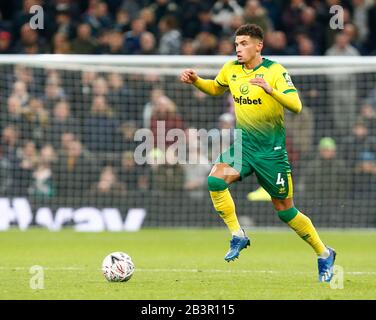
[0,0,376,204]
[0,0,375,56]
[0,65,224,200]
[0,62,375,202]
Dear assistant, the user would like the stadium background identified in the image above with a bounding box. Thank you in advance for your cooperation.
[0,0,376,230]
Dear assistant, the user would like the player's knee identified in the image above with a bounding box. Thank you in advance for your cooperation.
[207,176,228,191]
[272,197,294,211]
[277,207,299,223]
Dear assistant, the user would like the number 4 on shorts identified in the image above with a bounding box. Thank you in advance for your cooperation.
[276,173,285,187]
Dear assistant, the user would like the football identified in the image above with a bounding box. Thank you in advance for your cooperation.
[102,252,135,282]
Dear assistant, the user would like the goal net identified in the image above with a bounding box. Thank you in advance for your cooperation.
[1,54,376,230]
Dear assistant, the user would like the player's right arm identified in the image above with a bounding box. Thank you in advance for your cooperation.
[180,68,228,96]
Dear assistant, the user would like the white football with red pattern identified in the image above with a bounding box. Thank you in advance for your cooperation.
[102,252,135,282]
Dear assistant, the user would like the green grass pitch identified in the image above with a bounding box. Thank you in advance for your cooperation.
[0,228,375,300]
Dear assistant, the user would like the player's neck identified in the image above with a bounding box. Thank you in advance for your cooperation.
[244,55,263,70]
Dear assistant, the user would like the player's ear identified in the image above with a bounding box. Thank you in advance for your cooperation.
[256,40,263,53]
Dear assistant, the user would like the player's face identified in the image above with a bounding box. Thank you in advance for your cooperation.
[235,35,263,64]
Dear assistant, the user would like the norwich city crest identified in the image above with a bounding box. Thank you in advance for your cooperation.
[240,83,249,95]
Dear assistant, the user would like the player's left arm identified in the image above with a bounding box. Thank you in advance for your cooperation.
[250,67,302,113]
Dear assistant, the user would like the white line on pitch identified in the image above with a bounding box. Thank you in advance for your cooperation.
[0,266,375,275]
[137,268,279,274]
[137,269,376,275]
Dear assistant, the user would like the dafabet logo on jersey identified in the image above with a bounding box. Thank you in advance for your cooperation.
[233,95,262,106]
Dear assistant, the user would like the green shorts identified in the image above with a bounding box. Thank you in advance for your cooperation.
[215,141,293,199]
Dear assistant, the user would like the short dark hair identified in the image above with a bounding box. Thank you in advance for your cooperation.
[235,24,264,41]
[160,15,179,30]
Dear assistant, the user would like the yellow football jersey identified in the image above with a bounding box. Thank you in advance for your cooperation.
[215,58,298,153]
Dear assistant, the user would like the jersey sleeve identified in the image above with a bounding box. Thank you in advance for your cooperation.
[273,64,297,94]
[214,61,232,88]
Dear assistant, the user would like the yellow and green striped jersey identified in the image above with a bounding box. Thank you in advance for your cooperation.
[215,58,298,154]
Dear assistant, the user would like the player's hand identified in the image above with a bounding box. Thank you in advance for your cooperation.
[249,77,273,94]
[180,69,198,84]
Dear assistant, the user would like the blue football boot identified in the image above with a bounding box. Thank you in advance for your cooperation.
[318,247,337,282]
[224,233,250,262]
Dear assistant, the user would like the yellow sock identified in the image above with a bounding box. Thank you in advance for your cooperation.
[209,189,241,233]
[207,176,241,234]
[278,207,326,255]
